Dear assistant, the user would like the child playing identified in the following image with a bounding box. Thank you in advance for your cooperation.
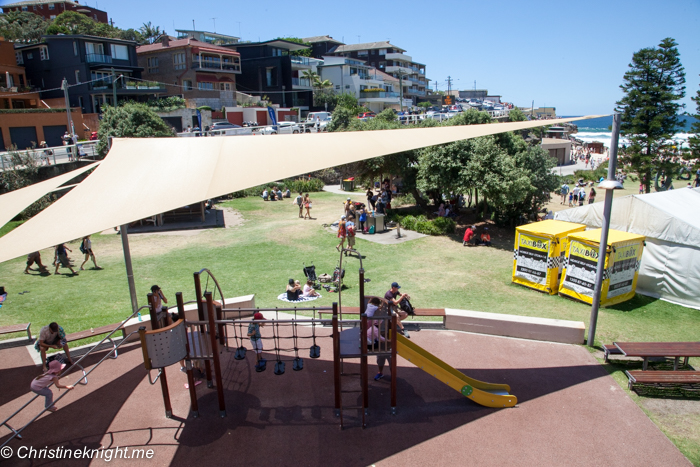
[568,191,574,207]
[30,360,74,412]
[365,297,386,349]
[248,312,267,371]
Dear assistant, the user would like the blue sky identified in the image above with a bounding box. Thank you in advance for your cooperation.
[21,0,700,115]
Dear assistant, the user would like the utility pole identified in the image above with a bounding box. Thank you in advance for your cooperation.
[211,17,217,32]
[62,78,74,136]
[399,74,403,111]
[446,76,453,96]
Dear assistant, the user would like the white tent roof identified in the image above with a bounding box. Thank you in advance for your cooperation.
[555,188,700,247]
[0,162,99,228]
[0,116,601,264]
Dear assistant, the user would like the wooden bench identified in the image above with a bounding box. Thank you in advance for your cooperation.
[603,344,623,362]
[625,370,700,391]
[63,323,124,385]
[318,307,445,317]
[0,323,32,340]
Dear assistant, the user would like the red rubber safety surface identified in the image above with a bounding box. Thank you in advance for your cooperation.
[0,328,691,466]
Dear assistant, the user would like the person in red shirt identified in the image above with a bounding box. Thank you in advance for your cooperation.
[463,225,476,246]
[480,228,492,246]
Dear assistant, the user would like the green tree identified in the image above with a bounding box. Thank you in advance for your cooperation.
[616,37,686,193]
[276,37,312,57]
[0,11,49,43]
[417,102,432,110]
[689,76,700,159]
[508,108,527,122]
[96,103,174,157]
[0,148,53,219]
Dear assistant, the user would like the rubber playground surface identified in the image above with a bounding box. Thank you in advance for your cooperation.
[0,327,691,466]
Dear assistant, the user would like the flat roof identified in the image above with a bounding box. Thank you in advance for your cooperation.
[569,228,645,245]
[516,219,586,237]
[234,39,309,52]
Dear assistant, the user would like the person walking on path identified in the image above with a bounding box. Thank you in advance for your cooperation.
[79,235,102,270]
[589,187,596,204]
[54,243,78,275]
[294,192,304,218]
[35,322,73,372]
[30,360,75,412]
[303,193,312,219]
[336,215,347,252]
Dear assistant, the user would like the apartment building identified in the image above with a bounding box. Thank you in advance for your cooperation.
[2,0,108,23]
[137,36,241,109]
[329,41,428,105]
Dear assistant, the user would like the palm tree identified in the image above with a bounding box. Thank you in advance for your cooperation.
[139,22,163,44]
[301,70,320,87]
[316,79,333,94]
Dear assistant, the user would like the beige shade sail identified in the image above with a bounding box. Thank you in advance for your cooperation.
[0,116,603,264]
[0,162,99,229]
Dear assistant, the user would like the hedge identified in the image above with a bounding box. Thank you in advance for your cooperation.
[230,177,325,198]
[392,214,455,235]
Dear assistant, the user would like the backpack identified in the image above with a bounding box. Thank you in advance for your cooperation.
[369,225,375,234]
[79,240,86,254]
[400,299,415,315]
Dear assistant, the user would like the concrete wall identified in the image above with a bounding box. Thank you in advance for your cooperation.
[0,109,85,149]
[541,138,572,166]
[157,108,212,131]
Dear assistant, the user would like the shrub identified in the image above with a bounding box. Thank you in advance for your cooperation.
[229,177,325,198]
[391,214,455,235]
[197,106,212,111]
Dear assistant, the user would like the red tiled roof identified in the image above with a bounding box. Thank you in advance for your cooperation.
[136,38,239,55]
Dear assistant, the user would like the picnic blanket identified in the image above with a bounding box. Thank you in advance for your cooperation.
[277,293,321,303]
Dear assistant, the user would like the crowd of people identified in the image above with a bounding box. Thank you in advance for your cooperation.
[559,181,596,207]
[24,235,102,276]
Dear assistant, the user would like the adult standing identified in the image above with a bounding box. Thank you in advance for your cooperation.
[346,220,356,253]
[366,188,376,211]
[343,198,353,217]
[303,193,312,219]
[589,187,596,204]
[294,192,304,218]
[384,282,410,338]
[79,235,102,270]
[35,322,73,372]
[560,182,569,204]
[336,215,347,252]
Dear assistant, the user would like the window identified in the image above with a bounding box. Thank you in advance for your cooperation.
[335,85,340,90]
[39,46,49,61]
[266,67,277,87]
[357,50,368,57]
[48,3,55,9]
[379,49,387,55]
[15,52,23,65]
[182,79,192,90]
[270,47,285,57]
[147,57,159,73]
[110,44,129,60]
[75,70,80,84]
[50,15,56,19]
[21,6,28,11]
[379,61,386,69]
[27,52,33,60]
[173,52,186,70]
[197,81,214,90]
[91,71,112,83]
[73,41,77,56]
[33,5,36,10]
[220,82,231,91]
[85,42,104,55]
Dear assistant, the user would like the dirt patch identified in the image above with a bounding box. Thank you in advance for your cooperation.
[222,207,245,229]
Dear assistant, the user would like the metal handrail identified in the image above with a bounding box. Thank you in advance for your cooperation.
[0,140,100,170]
[0,305,150,447]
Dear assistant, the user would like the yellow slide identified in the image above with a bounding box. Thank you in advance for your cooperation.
[396,334,517,408]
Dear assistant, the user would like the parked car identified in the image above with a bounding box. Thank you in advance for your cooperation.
[259,121,302,135]
[357,112,376,120]
[304,112,332,132]
[209,122,252,136]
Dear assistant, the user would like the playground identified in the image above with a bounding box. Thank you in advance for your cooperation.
[0,120,699,464]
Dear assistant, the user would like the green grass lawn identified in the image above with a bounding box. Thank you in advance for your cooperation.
[1,190,698,464]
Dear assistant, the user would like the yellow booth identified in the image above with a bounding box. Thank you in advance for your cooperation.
[559,228,645,306]
[512,220,586,294]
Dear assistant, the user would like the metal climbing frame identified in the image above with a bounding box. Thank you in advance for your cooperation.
[0,305,150,448]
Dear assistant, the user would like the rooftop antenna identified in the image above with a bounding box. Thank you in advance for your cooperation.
[211,17,217,33]
[192,19,195,31]
[236,21,241,38]
[357,35,360,43]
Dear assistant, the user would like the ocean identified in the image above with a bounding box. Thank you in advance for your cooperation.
[561,115,697,150]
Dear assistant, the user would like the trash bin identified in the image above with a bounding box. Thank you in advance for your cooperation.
[342,178,355,192]
[374,214,386,232]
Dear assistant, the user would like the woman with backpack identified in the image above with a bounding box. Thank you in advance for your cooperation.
[80,235,102,270]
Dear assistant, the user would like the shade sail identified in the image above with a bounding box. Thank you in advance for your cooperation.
[0,116,602,264]
[0,162,99,228]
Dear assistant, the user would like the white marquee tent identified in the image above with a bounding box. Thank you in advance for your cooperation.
[555,187,700,309]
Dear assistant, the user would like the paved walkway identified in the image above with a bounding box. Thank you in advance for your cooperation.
[0,327,690,466]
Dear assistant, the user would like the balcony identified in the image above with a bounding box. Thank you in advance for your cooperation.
[405,89,426,96]
[86,53,112,64]
[290,56,311,67]
[191,61,241,73]
[386,65,414,75]
[89,80,165,93]
[292,77,312,88]
[359,91,399,99]
[385,52,413,62]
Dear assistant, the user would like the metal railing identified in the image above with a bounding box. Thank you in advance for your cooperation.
[191,62,240,72]
[291,77,312,87]
[0,140,100,171]
[359,91,399,99]
[85,53,112,64]
[0,306,150,447]
[290,56,311,66]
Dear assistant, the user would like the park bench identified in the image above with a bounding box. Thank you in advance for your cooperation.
[318,307,445,318]
[65,323,123,358]
[0,323,32,340]
[625,370,700,391]
[603,344,623,362]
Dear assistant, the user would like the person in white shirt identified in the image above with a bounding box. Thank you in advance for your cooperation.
[302,280,320,297]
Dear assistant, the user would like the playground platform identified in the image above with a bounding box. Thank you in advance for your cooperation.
[0,327,690,466]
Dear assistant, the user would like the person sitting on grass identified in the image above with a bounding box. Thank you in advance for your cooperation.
[262,188,269,201]
[480,228,492,246]
[30,360,75,413]
[35,322,73,372]
[54,243,78,275]
[25,251,49,274]
[286,279,302,301]
[248,312,267,371]
[302,280,320,298]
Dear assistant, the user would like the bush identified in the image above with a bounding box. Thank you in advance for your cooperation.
[391,192,415,207]
[391,214,455,235]
[574,160,609,183]
[197,106,212,111]
[230,177,325,198]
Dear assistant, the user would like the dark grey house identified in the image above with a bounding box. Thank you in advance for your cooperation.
[17,35,165,114]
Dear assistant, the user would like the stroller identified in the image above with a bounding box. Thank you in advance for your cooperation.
[303,263,319,289]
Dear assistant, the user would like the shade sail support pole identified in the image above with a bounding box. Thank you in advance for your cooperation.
[121,223,138,314]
